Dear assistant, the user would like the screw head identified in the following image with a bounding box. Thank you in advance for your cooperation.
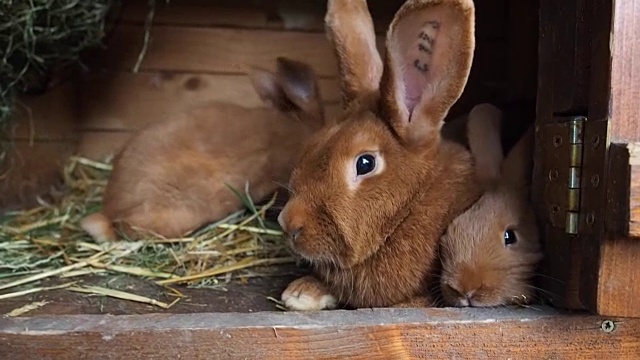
[591,174,600,188]
[601,320,615,333]
[551,204,561,214]
[549,169,559,182]
[592,135,600,148]
[553,135,563,148]
[586,213,596,226]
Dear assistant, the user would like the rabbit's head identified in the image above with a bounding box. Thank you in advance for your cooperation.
[440,113,543,307]
[278,0,477,269]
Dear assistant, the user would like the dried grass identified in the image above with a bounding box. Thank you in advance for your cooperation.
[0,156,293,307]
[0,0,115,125]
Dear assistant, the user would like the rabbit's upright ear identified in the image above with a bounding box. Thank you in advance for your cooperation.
[325,0,383,105]
[467,103,504,185]
[380,0,475,148]
[501,127,534,189]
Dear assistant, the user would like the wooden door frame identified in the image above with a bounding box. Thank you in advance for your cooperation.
[535,0,640,317]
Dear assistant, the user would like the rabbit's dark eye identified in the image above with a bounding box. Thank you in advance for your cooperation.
[356,154,376,175]
[504,229,517,246]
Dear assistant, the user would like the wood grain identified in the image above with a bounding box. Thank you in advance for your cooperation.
[595,0,640,317]
[0,307,638,359]
[536,0,592,121]
[78,71,340,131]
[598,236,640,318]
[631,166,640,237]
[609,0,640,142]
[87,24,507,79]
[597,145,640,318]
[116,0,506,39]
[0,267,304,317]
[88,24,342,77]
[76,103,344,160]
[610,143,640,238]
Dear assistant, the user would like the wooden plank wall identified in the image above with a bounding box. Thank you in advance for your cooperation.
[0,80,79,210]
[76,0,513,160]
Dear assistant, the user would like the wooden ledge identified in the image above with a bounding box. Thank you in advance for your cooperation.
[1,307,639,358]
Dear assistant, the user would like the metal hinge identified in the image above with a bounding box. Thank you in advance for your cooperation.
[565,117,584,234]
[539,116,608,236]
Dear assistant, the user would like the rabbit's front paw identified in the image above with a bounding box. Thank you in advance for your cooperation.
[281,275,337,311]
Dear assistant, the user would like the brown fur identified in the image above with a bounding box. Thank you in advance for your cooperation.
[440,121,543,307]
[324,0,383,105]
[279,0,481,309]
[81,58,324,241]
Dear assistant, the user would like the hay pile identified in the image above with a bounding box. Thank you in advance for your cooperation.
[0,0,115,126]
[0,156,294,309]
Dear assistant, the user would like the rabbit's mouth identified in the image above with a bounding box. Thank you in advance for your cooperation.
[286,234,359,270]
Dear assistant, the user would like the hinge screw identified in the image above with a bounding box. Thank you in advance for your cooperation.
[601,320,615,333]
[549,169,559,182]
[591,174,600,188]
[551,204,561,214]
[592,135,600,148]
[586,213,596,226]
[553,135,563,148]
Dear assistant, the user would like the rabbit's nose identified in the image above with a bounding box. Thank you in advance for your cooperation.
[465,289,477,299]
[289,226,303,241]
[277,203,304,240]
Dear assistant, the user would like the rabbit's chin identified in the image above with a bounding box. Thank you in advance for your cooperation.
[287,239,344,269]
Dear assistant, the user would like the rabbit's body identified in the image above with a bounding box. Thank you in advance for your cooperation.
[278,0,482,310]
[101,103,312,239]
[82,58,324,241]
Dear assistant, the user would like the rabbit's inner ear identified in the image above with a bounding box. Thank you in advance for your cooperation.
[276,58,325,124]
[394,16,440,112]
[380,0,475,148]
[247,67,293,112]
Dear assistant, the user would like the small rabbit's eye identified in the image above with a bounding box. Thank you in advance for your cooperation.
[504,229,517,246]
[356,154,376,176]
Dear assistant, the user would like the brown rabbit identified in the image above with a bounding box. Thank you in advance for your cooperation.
[439,104,542,307]
[277,0,482,310]
[81,57,324,242]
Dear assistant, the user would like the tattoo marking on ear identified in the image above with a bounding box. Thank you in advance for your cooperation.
[414,59,429,73]
[418,31,435,47]
[414,21,440,74]
[418,43,432,54]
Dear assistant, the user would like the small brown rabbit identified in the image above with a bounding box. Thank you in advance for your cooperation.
[439,104,542,307]
[277,0,482,310]
[81,57,324,242]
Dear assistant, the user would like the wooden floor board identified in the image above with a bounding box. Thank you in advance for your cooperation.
[1,306,638,359]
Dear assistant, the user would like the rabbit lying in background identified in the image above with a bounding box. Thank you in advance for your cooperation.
[439,103,542,307]
[81,57,324,242]
[276,0,483,310]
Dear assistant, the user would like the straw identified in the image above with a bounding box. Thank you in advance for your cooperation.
[68,285,176,309]
[0,156,292,306]
[3,300,50,317]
